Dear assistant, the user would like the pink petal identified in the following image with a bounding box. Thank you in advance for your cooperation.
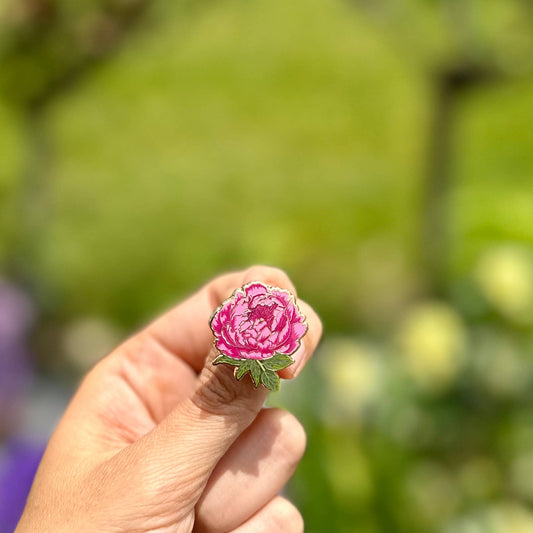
[240,320,253,332]
[236,331,247,346]
[210,302,232,335]
[290,321,307,341]
[216,339,242,359]
[221,323,234,343]
[276,341,299,355]
[230,312,247,333]
[239,349,268,360]
[272,312,288,334]
[268,330,280,345]
[275,321,307,354]
[260,341,276,353]
[245,283,268,298]
[232,300,248,316]
[271,289,293,308]
[258,326,271,342]
[273,315,290,345]
[233,290,245,302]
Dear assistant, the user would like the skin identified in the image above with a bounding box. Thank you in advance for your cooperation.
[16,266,323,533]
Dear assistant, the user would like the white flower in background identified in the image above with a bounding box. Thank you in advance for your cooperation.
[471,328,528,398]
[443,503,533,533]
[443,519,484,533]
[491,505,533,533]
[62,317,122,373]
[317,337,383,424]
[475,245,533,323]
[397,302,466,393]
[486,503,533,533]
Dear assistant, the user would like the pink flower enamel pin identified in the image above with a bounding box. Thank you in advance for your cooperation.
[209,281,308,391]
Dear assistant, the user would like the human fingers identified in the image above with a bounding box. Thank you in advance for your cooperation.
[224,496,304,533]
[46,266,299,454]
[195,408,306,532]
[111,267,317,523]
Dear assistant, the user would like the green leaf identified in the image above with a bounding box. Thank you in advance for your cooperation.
[212,354,241,366]
[249,361,261,387]
[263,353,295,372]
[212,355,284,390]
[236,360,252,380]
[260,369,280,391]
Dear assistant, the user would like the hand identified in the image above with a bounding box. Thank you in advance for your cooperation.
[16,266,322,533]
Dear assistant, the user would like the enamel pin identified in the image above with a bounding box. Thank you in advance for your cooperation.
[209,281,308,391]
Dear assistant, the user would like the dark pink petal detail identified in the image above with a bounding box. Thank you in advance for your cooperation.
[236,331,247,347]
[245,283,268,298]
[211,302,232,335]
[271,290,293,307]
[233,290,245,303]
[240,320,253,332]
[290,321,307,341]
[231,300,248,318]
[276,340,299,355]
[225,323,245,349]
[240,349,268,360]
[230,313,246,333]
[216,339,242,359]
[258,326,271,342]
[268,329,284,345]
[273,316,291,346]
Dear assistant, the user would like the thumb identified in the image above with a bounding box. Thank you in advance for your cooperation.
[116,346,268,509]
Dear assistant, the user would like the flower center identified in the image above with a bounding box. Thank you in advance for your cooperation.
[248,303,277,328]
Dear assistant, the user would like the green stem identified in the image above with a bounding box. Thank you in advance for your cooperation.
[257,360,266,372]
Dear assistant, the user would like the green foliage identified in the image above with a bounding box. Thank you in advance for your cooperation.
[0,0,153,107]
[249,361,261,388]
[263,354,295,372]
[212,354,240,366]
[235,362,251,380]
[259,369,280,392]
[214,353,292,390]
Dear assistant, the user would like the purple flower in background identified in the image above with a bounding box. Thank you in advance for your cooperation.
[0,280,39,531]
[0,437,43,533]
[0,280,35,432]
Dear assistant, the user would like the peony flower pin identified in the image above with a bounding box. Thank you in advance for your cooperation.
[209,281,308,391]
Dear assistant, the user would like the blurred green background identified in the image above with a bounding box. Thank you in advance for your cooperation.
[1,0,533,531]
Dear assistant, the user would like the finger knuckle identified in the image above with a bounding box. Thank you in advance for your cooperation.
[191,364,259,419]
[194,365,240,410]
[244,265,292,290]
[274,410,307,466]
